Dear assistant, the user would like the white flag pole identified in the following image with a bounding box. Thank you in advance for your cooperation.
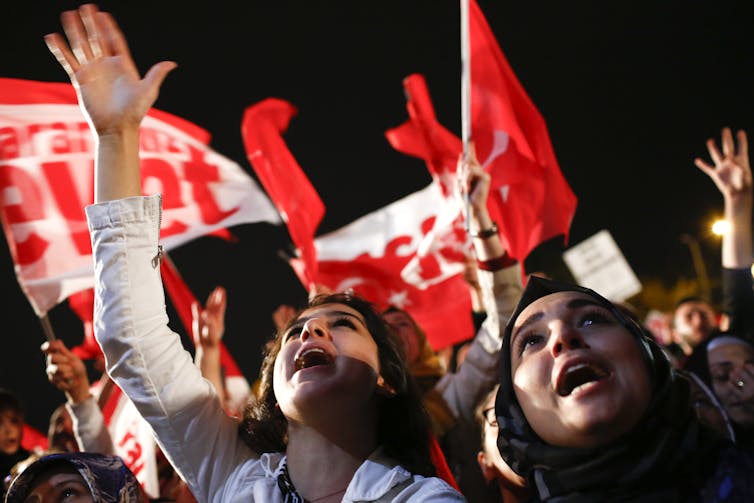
[460,0,472,232]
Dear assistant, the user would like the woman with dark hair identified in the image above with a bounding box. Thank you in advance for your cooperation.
[44,4,463,501]
[494,275,754,501]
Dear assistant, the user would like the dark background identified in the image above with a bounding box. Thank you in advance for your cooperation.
[1,1,752,433]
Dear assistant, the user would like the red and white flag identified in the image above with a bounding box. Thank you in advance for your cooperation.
[315,182,474,350]
[240,97,474,349]
[99,383,159,497]
[467,0,577,262]
[0,78,281,316]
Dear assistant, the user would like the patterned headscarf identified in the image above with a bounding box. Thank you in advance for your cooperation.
[5,452,144,503]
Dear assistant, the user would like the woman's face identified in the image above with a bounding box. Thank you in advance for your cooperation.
[478,387,526,489]
[273,303,382,421]
[383,311,421,364]
[708,341,754,427]
[510,291,652,448]
[23,465,93,503]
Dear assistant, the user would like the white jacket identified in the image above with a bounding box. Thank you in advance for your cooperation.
[86,195,465,503]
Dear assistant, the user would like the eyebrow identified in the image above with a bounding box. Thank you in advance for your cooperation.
[291,310,368,331]
[512,297,608,341]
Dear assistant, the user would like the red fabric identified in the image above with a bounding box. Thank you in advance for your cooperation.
[315,183,475,349]
[158,254,244,378]
[241,99,324,290]
[0,78,280,317]
[21,424,48,452]
[67,288,102,361]
[385,74,462,194]
[429,434,460,491]
[468,0,577,262]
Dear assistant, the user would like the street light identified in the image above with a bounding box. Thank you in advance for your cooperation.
[680,233,711,301]
[711,219,730,236]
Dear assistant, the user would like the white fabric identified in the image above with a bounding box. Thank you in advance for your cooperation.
[86,194,465,503]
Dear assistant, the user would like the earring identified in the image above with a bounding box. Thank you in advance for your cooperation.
[376,375,397,397]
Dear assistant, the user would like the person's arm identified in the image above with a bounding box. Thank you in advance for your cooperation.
[192,286,227,409]
[46,6,254,500]
[435,146,522,422]
[695,128,754,339]
[42,340,114,454]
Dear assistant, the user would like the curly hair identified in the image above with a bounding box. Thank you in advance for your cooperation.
[239,293,435,477]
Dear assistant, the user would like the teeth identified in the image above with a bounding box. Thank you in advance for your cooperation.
[558,363,607,396]
[295,347,330,371]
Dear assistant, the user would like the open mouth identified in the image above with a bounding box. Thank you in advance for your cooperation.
[557,363,609,396]
[295,347,334,371]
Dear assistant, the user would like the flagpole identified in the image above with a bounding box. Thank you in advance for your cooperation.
[39,314,56,342]
[460,0,472,233]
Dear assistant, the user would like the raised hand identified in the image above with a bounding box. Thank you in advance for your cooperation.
[695,128,751,204]
[192,286,227,350]
[458,142,492,220]
[44,4,176,135]
[42,339,91,404]
[695,128,752,268]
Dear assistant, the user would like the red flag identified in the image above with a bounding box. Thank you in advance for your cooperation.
[67,288,102,361]
[21,424,48,453]
[316,183,474,350]
[468,0,577,262]
[0,78,281,316]
[158,254,251,416]
[241,99,325,289]
[385,74,462,195]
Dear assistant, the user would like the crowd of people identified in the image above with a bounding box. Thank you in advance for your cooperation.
[2,3,754,502]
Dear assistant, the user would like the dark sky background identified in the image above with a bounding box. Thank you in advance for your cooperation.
[1,1,752,433]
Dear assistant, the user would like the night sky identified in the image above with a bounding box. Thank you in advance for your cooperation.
[1,1,752,432]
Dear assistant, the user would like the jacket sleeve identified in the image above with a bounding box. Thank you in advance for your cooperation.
[434,263,522,423]
[66,395,114,455]
[722,267,754,342]
[86,195,256,502]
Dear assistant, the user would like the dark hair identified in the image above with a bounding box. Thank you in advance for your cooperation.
[239,293,435,477]
[0,389,24,417]
[674,295,710,311]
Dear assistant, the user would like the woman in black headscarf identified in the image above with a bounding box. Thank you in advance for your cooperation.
[495,276,754,502]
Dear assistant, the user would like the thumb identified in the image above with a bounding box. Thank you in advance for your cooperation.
[142,61,178,95]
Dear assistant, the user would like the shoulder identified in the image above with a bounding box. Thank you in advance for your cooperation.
[700,446,754,502]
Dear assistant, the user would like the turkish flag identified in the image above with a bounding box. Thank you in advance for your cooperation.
[0,78,281,316]
[468,0,577,262]
[316,182,474,350]
[241,99,324,290]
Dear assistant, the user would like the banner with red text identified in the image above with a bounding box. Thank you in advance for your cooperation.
[100,384,159,498]
[0,78,281,316]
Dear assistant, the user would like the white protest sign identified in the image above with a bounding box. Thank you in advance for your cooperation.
[562,229,641,302]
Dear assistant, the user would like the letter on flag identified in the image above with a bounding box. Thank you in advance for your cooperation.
[0,78,281,316]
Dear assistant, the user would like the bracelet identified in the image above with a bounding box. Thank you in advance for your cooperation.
[469,221,499,239]
[478,254,517,272]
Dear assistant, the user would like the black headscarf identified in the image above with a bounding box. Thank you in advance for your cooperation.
[495,276,725,502]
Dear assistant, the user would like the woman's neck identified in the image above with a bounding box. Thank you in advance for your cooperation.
[285,421,378,501]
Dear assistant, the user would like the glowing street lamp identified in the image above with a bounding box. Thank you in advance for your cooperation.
[712,219,731,236]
